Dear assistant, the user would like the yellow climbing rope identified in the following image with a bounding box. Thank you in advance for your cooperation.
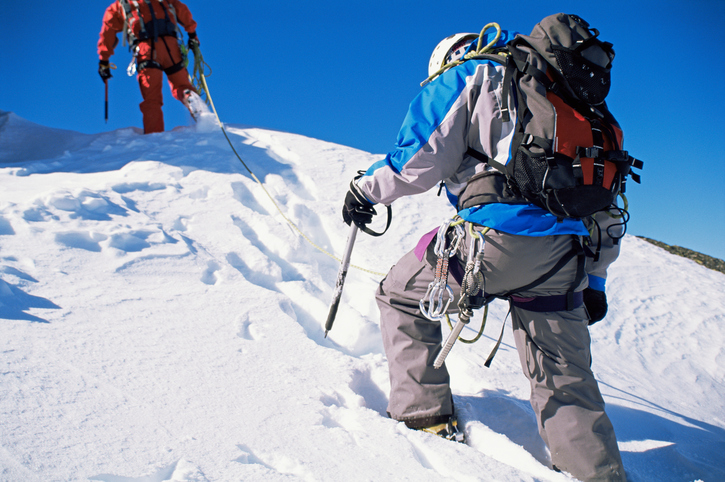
[189,43,212,105]
[422,22,506,87]
[190,46,387,277]
[445,304,488,344]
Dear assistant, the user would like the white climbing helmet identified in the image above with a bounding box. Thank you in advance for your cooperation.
[428,32,478,77]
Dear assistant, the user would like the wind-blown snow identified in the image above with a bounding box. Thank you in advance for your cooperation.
[1,109,723,481]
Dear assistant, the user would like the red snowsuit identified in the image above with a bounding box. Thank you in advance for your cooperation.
[98,0,198,134]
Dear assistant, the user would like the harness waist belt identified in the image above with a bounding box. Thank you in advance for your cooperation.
[136,59,184,75]
[510,291,583,312]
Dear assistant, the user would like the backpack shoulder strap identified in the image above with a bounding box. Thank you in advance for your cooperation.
[157,0,177,23]
[468,52,516,123]
[118,0,147,47]
[159,0,184,38]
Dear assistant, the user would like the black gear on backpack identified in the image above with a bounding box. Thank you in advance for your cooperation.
[462,14,643,221]
[118,0,188,74]
[118,0,179,48]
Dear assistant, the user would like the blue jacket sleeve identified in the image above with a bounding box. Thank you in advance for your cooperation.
[357,61,488,205]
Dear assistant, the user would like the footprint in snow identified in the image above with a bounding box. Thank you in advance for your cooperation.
[47,191,128,221]
[111,181,167,194]
[230,181,269,215]
[0,215,15,235]
[55,231,108,252]
[236,313,262,340]
[200,260,220,286]
[89,458,207,482]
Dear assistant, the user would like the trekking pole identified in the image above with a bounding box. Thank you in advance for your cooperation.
[104,79,109,123]
[324,223,359,337]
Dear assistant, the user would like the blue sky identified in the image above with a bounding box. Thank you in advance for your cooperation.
[2,1,724,260]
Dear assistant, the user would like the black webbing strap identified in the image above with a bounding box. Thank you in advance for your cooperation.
[465,147,489,163]
[484,309,509,367]
[589,119,606,187]
[500,56,515,123]
[137,59,162,70]
[355,204,392,237]
[164,59,186,75]
[144,0,159,42]
[510,291,584,312]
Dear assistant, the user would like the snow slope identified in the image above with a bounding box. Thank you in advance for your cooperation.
[1,110,724,481]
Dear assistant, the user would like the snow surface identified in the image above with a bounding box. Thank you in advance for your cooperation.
[1,109,724,481]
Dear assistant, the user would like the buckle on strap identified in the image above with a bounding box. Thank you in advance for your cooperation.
[576,146,603,158]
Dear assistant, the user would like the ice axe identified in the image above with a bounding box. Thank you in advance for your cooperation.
[104,79,109,123]
[324,203,392,337]
[102,63,116,123]
[324,223,358,337]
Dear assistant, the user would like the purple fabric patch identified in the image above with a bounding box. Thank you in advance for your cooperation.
[414,228,439,261]
[510,295,536,303]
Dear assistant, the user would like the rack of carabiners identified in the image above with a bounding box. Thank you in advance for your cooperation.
[419,218,492,369]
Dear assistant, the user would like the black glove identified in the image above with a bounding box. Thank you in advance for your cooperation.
[98,60,112,81]
[188,31,200,50]
[342,177,376,228]
[583,287,608,325]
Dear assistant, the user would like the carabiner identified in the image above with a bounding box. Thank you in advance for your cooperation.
[420,219,464,321]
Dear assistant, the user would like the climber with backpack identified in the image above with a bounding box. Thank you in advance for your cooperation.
[341,13,641,481]
[97,0,201,134]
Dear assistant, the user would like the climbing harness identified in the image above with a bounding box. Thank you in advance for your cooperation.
[118,0,188,77]
[421,216,589,369]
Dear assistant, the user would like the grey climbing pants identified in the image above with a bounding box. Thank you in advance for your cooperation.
[376,227,625,481]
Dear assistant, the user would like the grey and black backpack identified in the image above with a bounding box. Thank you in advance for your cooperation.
[463,13,643,220]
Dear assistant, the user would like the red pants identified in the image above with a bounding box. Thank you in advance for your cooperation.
[136,37,195,134]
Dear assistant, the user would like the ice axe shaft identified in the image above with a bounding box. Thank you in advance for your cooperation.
[433,313,469,369]
[104,79,109,123]
[324,223,359,337]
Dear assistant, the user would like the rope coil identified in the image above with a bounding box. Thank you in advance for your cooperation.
[422,23,505,87]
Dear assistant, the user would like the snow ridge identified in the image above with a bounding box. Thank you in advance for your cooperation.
[1,113,723,481]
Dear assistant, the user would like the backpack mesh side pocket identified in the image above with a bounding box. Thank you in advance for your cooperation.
[511,149,548,200]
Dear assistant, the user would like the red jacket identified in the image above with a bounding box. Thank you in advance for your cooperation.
[98,0,197,61]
